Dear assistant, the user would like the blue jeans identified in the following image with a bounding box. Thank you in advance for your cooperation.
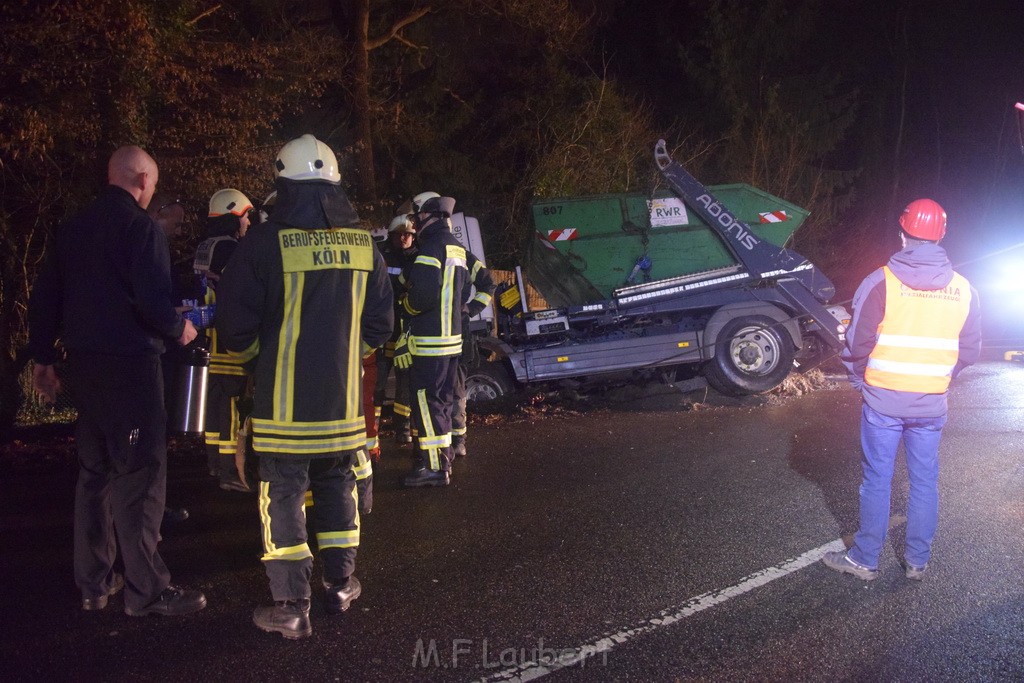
[848,403,947,569]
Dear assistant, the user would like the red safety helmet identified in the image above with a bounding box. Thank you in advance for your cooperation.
[899,198,946,241]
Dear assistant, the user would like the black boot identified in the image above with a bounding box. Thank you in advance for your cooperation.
[452,436,467,458]
[395,416,412,444]
[218,452,251,492]
[253,599,312,639]
[323,575,362,615]
[402,467,449,487]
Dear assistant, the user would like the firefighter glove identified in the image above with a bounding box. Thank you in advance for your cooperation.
[394,332,414,369]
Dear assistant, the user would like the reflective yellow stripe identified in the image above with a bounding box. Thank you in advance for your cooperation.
[253,435,366,454]
[347,272,367,429]
[403,297,421,316]
[274,272,303,422]
[258,481,274,555]
[394,402,411,417]
[227,338,260,362]
[262,543,313,561]
[452,426,467,436]
[473,292,492,306]
[416,389,440,470]
[412,335,462,346]
[414,255,441,269]
[410,334,462,357]
[316,529,360,548]
[352,449,372,480]
[252,417,365,434]
[875,333,959,350]
[209,364,249,376]
[304,490,313,507]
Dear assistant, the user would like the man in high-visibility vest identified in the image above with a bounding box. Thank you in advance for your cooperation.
[824,198,981,582]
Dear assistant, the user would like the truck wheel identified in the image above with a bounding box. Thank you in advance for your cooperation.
[704,315,795,395]
[465,361,516,404]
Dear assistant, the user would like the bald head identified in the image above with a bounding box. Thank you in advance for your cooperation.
[108,145,159,209]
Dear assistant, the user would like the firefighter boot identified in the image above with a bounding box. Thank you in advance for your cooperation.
[395,416,412,445]
[402,466,450,487]
[452,435,467,458]
[253,598,312,639]
[218,452,251,492]
[323,575,362,615]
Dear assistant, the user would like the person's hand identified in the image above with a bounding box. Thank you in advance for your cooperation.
[394,332,414,369]
[178,319,198,346]
[32,363,61,404]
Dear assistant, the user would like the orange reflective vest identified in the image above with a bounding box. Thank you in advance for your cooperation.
[864,267,971,393]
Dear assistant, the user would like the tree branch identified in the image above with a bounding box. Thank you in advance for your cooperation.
[367,6,431,51]
[186,4,222,26]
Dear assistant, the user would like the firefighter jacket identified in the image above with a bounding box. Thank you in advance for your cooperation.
[464,258,496,319]
[214,181,394,458]
[379,238,417,345]
[842,242,981,418]
[403,217,481,357]
[194,216,255,375]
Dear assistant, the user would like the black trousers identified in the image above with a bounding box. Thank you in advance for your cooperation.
[204,372,248,480]
[258,454,359,601]
[374,351,412,426]
[409,355,459,471]
[67,352,170,611]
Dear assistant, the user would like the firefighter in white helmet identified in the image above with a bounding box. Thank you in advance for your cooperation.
[215,134,393,639]
[194,188,256,491]
[374,214,418,445]
[393,194,485,486]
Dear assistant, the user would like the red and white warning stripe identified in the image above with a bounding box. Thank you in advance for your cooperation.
[547,228,578,241]
[758,210,789,223]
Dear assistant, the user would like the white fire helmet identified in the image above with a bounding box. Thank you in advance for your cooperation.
[208,188,253,217]
[274,134,340,183]
[388,214,416,234]
[411,191,440,212]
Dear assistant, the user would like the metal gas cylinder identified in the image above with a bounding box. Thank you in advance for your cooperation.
[169,344,209,434]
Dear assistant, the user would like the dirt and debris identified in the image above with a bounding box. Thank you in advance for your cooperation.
[2,367,847,464]
[469,366,844,426]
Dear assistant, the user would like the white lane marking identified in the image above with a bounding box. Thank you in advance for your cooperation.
[481,538,847,682]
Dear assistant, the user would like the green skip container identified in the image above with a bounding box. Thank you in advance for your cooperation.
[528,185,808,303]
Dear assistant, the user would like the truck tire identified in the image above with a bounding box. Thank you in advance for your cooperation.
[704,315,795,395]
[465,361,516,404]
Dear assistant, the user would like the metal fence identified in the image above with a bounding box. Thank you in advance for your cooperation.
[15,361,77,427]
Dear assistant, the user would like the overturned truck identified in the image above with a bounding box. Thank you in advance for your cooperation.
[464,140,849,401]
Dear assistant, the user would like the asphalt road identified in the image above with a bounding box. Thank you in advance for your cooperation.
[1,361,1022,682]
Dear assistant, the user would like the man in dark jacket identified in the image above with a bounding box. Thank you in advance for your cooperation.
[28,145,207,617]
[824,198,981,582]
[216,134,393,639]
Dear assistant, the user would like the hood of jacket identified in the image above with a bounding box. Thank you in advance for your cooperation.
[887,242,954,291]
[415,215,449,241]
[205,213,241,239]
[272,178,359,229]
